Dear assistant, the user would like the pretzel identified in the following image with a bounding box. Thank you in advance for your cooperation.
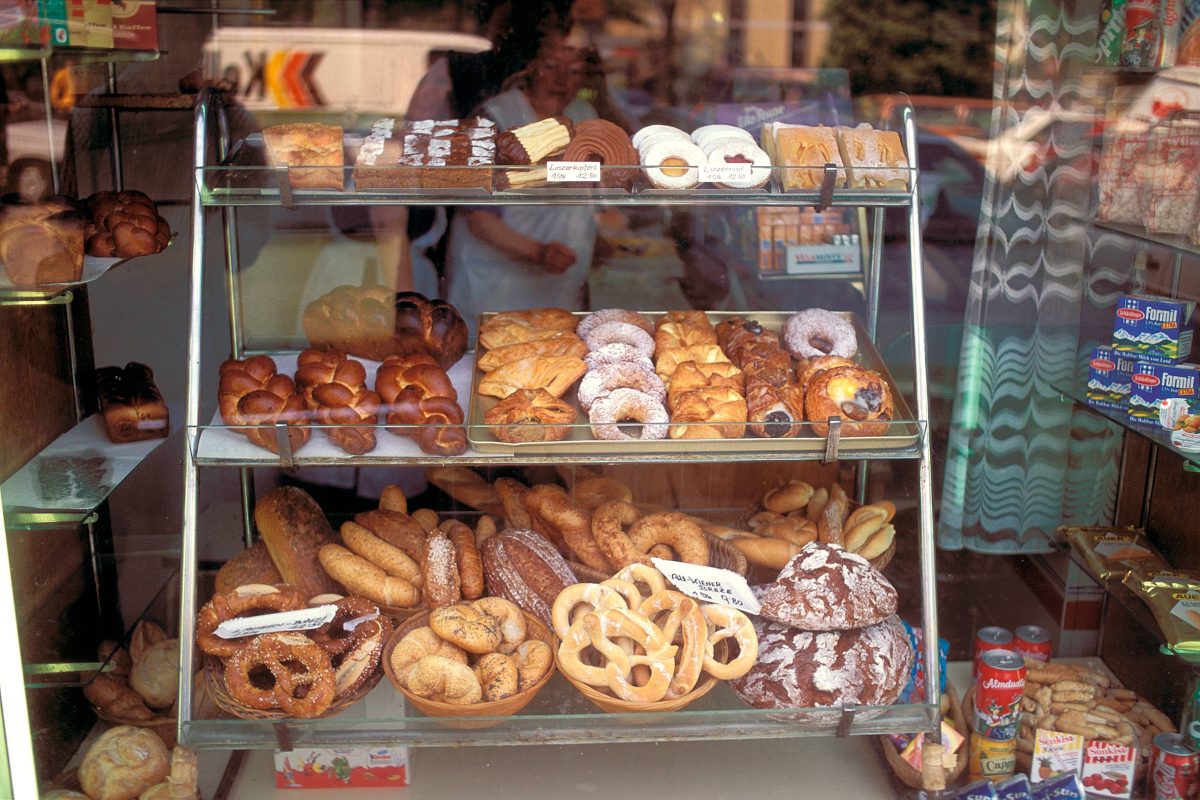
[584,608,677,703]
[627,512,709,565]
[638,590,707,698]
[308,595,381,658]
[195,584,307,658]
[471,596,527,654]
[225,632,335,717]
[551,582,627,639]
[700,605,758,680]
[612,563,668,599]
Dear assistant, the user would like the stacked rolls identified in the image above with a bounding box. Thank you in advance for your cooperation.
[656,311,746,439]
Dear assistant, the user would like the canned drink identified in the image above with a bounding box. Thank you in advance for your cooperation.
[975,650,1026,737]
[968,730,1017,783]
[1013,625,1053,664]
[1152,733,1199,800]
[974,626,1013,678]
[1121,0,1164,67]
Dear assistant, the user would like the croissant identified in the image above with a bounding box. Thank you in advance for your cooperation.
[805,364,894,437]
[376,354,466,455]
[668,387,748,439]
[481,307,578,332]
[218,356,310,454]
[306,356,382,455]
[484,388,577,443]
[654,344,730,383]
[476,355,586,400]
[666,360,745,397]
[746,380,805,438]
[476,335,588,372]
[654,322,717,352]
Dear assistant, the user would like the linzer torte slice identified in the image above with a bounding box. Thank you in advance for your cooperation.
[354,117,496,190]
[836,125,909,190]
[496,116,573,165]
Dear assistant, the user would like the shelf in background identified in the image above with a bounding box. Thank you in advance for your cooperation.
[0,45,161,63]
[1056,382,1200,468]
[1090,220,1200,259]
[185,679,938,749]
[0,241,175,306]
[1,415,176,530]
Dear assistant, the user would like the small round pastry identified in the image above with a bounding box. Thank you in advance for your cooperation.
[475,652,520,701]
[484,387,577,444]
[584,343,654,372]
[805,365,894,437]
[79,725,169,800]
[428,604,502,654]
[641,139,705,190]
[783,308,858,359]
[583,321,655,360]
[631,124,689,150]
[472,596,527,653]
[578,361,666,412]
[702,138,771,189]
[513,639,553,691]
[635,129,692,158]
[405,655,483,704]
[589,387,669,441]
[691,124,755,149]
[389,626,468,684]
[128,639,178,710]
[563,119,640,189]
[577,308,655,339]
[795,355,857,391]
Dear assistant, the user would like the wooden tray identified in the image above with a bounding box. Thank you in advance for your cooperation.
[467,311,919,455]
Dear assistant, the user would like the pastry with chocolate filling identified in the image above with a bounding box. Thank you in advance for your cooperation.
[804,365,893,437]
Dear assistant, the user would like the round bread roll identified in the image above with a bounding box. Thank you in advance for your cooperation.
[79,725,170,800]
[729,615,913,709]
[128,638,179,710]
[754,542,897,630]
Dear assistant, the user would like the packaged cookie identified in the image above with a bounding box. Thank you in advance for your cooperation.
[1061,525,1169,580]
[1124,569,1200,657]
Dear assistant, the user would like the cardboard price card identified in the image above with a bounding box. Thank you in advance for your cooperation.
[546,161,600,183]
[651,558,760,614]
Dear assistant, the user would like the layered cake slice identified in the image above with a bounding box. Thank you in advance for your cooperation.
[354,117,495,191]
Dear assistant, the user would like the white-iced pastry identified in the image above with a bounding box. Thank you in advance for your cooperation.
[692,124,755,150]
[702,138,772,189]
[642,139,705,189]
[631,124,689,150]
[636,130,692,158]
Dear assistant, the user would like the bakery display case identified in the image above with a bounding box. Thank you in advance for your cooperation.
[174,83,944,758]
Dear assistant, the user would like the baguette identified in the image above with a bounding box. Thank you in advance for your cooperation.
[254,486,343,598]
[340,520,421,583]
[380,485,408,514]
[318,544,420,607]
[426,466,506,518]
[730,537,803,569]
[354,509,426,561]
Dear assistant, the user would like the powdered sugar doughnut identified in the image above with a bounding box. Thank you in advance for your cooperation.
[702,138,771,189]
[578,308,654,339]
[578,362,666,412]
[583,321,654,359]
[783,309,857,359]
[631,125,689,150]
[588,387,668,441]
[584,344,654,372]
[641,140,705,190]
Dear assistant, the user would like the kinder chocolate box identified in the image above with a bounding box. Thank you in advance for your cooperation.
[1128,361,1200,425]
[1111,294,1195,365]
[274,746,408,789]
[1086,347,1137,411]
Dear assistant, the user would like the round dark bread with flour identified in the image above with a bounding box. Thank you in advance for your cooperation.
[729,614,913,709]
[753,542,897,630]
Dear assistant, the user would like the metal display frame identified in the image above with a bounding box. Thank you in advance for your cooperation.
[178,88,939,752]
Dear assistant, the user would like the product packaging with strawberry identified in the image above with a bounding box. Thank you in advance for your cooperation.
[1079,740,1136,798]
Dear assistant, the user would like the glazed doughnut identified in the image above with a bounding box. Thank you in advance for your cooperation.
[388,626,468,683]
[494,477,534,530]
[570,476,633,511]
[513,639,553,690]
[309,596,381,658]
[578,361,666,412]
[577,309,654,339]
[612,563,668,598]
[474,652,520,701]
[428,604,502,654]
[588,387,669,441]
[586,608,677,703]
[442,520,484,600]
[195,584,307,658]
[551,582,627,638]
[471,596,527,654]
[584,344,654,372]
[783,308,858,359]
[333,614,391,697]
[701,138,771,189]
[562,119,639,189]
[523,485,611,572]
[631,124,689,150]
[654,322,718,351]
[590,499,650,570]
[583,321,655,359]
[421,532,462,608]
[405,655,483,704]
[627,512,710,565]
[225,632,336,717]
[641,139,705,190]
[700,605,758,680]
[638,591,707,698]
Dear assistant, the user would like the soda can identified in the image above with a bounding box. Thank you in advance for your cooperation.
[975,650,1026,738]
[1151,732,1199,800]
[1013,625,1053,664]
[974,626,1013,678]
[968,730,1017,783]
[1121,0,1163,67]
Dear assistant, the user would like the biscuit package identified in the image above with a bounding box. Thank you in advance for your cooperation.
[1061,525,1169,580]
[1125,568,1200,657]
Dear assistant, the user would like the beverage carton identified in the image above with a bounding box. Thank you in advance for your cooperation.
[1086,347,1138,411]
[1111,294,1195,364]
[1128,361,1200,425]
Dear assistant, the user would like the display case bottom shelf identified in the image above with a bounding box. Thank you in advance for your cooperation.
[184,679,937,749]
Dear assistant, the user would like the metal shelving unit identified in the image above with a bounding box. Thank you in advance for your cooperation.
[179,88,939,749]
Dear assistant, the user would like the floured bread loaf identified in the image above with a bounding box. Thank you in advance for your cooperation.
[730,615,913,708]
[754,542,897,630]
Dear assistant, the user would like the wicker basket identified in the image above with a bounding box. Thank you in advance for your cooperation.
[879,682,968,789]
[568,531,748,583]
[556,638,728,714]
[382,609,557,724]
[92,707,178,748]
[204,652,382,720]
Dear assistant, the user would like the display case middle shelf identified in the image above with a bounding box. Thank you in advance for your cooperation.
[1090,219,1200,260]
[1055,381,1200,468]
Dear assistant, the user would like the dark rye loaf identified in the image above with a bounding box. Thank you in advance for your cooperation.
[481,528,578,628]
[754,542,897,630]
[730,615,913,709]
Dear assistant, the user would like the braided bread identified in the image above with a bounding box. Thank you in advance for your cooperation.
[375,354,466,456]
[300,351,382,455]
[217,355,310,454]
[83,189,171,258]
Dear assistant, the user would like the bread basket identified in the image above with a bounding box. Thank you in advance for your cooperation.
[568,530,748,583]
[204,653,382,721]
[383,608,556,724]
[878,681,968,789]
[556,638,728,714]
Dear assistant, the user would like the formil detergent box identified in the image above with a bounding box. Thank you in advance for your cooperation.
[1086,346,1138,411]
[1128,361,1200,424]
[1111,294,1195,364]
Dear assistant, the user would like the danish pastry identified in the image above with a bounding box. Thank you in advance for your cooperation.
[804,365,894,437]
[484,388,577,443]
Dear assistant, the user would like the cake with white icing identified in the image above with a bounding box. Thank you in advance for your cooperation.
[354,117,495,190]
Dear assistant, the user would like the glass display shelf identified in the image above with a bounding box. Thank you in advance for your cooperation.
[0,45,162,64]
[1,413,177,530]
[1091,220,1200,259]
[1055,382,1200,468]
[0,241,176,307]
[183,678,937,749]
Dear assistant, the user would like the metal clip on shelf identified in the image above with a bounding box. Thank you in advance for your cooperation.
[277,169,295,210]
[815,163,838,212]
[823,417,841,463]
[836,705,858,737]
[274,722,294,753]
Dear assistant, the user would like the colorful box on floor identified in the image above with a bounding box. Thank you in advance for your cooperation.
[1086,347,1137,411]
[273,746,409,789]
[1111,294,1195,365]
[1128,361,1200,424]
[110,0,155,50]
[36,0,67,46]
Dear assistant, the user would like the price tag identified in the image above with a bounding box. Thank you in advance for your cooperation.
[214,604,338,639]
[699,162,753,184]
[651,558,761,614]
[546,161,600,183]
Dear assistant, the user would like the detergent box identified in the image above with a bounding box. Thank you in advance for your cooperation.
[1127,360,1200,425]
[1111,294,1195,365]
[274,746,409,789]
[1086,346,1138,411]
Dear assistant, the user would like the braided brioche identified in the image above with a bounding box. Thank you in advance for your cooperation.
[217,355,310,454]
[375,354,466,456]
